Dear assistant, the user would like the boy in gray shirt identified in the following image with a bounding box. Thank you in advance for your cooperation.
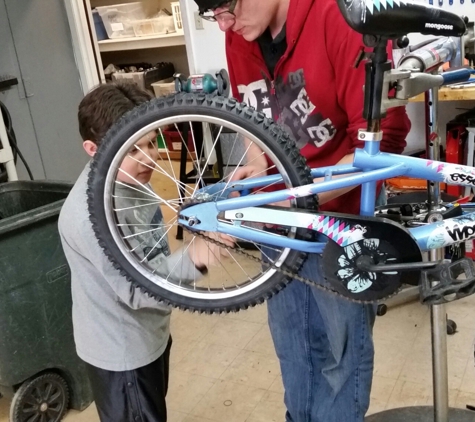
[59,82,226,422]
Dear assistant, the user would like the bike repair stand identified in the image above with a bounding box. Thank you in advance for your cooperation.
[366,74,475,422]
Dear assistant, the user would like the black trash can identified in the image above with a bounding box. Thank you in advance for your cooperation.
[0,181,93,421]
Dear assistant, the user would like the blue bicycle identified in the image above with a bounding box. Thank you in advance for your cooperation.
[88,0,475,313]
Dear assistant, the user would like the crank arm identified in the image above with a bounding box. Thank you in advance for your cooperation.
[356,256,442,272]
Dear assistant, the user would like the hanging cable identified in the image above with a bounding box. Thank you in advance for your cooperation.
[0,100,34,181]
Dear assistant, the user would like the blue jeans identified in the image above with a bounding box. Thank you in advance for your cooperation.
[267,253,376,422]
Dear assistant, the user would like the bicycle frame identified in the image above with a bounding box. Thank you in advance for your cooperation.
[179,33,475,260]
[178,139,475,255]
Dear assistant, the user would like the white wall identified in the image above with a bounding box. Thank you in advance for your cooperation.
[179,0,227,75]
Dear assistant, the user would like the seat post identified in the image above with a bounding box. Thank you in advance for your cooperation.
[359,36,391,215]
[363,36,392,128]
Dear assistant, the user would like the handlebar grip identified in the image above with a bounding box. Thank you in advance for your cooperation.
[441,68,472,85]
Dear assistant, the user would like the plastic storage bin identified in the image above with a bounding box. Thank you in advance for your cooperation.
[96,2,145,38]
[92,9,108,41]
[111,62,175,91]
[151,78,176,97]
[132,15,175,37]
[0,181,93,420]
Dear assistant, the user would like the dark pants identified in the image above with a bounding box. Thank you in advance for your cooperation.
[85,337,172,422]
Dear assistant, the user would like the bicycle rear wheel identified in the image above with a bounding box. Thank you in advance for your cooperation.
[87,94,316,313]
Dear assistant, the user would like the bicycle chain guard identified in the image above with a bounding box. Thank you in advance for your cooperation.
[420,258,475,305]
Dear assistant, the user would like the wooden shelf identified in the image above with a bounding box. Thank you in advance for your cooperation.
[158,150,196,161]
[409,87,475,102]
[98,32,185,52]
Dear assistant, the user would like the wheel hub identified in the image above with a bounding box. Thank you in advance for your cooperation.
[40,402,48,412]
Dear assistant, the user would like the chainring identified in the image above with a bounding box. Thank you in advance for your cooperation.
[322,238,403,301]
[320,213,423,302]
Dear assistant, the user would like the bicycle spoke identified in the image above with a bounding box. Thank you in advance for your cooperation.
[114,201,163,212]
[116,176,176,213]
[223,132,240,178]
[222,141,254,193]
[128,216,178,253]
[223,249,253,282]
[115,181,159,200]
[141,223,176,263]
[173,122,197,167]
[119,222,175,227]
[184,122,205,196]
[113,195,163,202]
[129,148,195,197]
[190,235,240,289]
[162,239,195,283]
[197,124,224,184]
[123,226,167,240]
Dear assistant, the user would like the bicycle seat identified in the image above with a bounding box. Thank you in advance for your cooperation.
[336,0,466,38]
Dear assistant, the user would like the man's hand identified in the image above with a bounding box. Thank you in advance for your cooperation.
[229,165,267,182]
[227,138,269,194]
[227,165,268,198]
[188,233,236,270]
[228,164,291,225]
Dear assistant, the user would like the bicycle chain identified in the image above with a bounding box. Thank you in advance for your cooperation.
[184,226,405,305]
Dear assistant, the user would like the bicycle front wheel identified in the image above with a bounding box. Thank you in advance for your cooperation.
[87,94,316,313]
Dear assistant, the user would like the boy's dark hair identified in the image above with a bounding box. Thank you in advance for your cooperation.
[78,81,153,146]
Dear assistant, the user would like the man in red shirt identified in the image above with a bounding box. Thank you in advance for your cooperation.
[194,1,411,421]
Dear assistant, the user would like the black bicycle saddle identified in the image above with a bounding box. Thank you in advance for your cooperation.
[335,0,466,38]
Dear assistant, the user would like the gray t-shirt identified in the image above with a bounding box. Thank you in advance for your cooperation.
[58,163,199,371]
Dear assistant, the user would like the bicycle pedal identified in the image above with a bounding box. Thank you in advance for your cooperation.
[420,258,475,305]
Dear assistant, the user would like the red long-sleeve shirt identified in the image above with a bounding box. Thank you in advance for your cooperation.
[225,0,411,214]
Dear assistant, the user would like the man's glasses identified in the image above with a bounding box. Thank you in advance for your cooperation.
[200,0,237,23]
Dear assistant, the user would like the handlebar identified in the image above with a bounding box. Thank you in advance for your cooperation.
[441,68,473,85]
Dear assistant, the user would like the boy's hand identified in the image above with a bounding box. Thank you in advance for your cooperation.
[189,233,236,270]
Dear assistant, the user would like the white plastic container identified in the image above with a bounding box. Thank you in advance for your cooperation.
[151,78,176,97]
[132,15,176,37]
[112,72,147,89]
[96,2,145,39]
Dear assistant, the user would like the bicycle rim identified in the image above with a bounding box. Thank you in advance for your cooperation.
[88,95,315,312]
